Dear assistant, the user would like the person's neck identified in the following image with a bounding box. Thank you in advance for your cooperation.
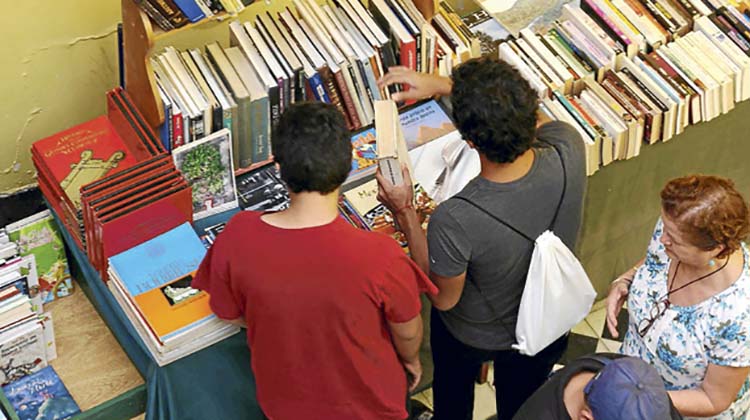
[261,189,340,229]
[478,148,535,184]
[564,371,596,419]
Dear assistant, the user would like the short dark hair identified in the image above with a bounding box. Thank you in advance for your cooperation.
[450,56,539,164]
[272,102,352,194]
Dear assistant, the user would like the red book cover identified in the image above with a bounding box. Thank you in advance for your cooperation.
[332,69,362,129]
[109,88,167,157]
[31,116,140,210]
[83,169,180,270]
[95,186,193,281]
[89,175,186,277]
[318,65,353,130]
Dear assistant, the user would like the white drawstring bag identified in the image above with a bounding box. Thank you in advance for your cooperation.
[513,230,596,356]
[453,144,596,356]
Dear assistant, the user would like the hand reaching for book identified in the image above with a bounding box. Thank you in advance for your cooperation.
[378,67,453,102]
[376,164,414,217]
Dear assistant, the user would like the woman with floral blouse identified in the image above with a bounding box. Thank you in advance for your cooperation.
[606,175,750,419]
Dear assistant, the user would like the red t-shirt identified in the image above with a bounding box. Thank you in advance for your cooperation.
[193,211,434,420]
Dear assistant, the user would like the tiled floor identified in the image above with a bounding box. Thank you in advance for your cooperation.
[410,304,630,420]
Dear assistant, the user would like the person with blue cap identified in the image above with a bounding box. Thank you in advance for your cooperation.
[514,353,682,420]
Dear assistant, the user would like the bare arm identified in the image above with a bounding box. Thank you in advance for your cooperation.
[388,315,423,391]
[669,364,750,417]
[606,257,646,338]
[378,66,453,102]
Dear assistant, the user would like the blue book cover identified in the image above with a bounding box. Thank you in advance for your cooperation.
[307,72,330,103]
[108,223,206,296]
[172,0,206,22]
[349,127,378,180]
[3,366,80,420]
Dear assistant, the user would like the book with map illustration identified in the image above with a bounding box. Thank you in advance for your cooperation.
[3,366,80,420]
[6,211,73,304]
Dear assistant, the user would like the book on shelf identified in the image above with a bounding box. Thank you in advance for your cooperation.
[4,211,73,304]
[172,128,240,220]
[3,366,80,420]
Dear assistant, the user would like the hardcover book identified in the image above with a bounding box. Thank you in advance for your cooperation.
[6,211,73,304]
[235,164,290,212]
[172,129,239,220]
[3,366,80,420]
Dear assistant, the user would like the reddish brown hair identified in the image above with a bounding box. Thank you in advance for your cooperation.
[661,175,750,258]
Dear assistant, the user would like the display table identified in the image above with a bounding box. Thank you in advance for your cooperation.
[55,209,265,420]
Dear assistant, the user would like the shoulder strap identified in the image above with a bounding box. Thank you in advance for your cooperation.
[451,143,568,240]
[548,143,568,230]
[452,196,535,242]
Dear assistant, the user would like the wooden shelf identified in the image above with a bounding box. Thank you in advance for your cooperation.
[122,0,436,134]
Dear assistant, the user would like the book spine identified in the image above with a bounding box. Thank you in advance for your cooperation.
[710,14,750,53]
[399,39,417,71]
[295,68,306,102]
[250,96,270,164]
[673,0,699,17]
[160,103,172,153]
[719,7,750,42]
[640,52,690,98]
[268,85,282,132]
[172,110,185,149]
[621,67,667,110]
[639,0,679,34]
[135,0,175,31]
[319,66,353,129]
[582,0,633,49]
[333,69,362,128]
[553,91,599,139]
[538,34,581,79]
[151,0,189,28]
[308,72,330,103]
[172,0,206,22]
[552,25,599,71]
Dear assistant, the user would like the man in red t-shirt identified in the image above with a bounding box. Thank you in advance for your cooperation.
[193,102,436,420]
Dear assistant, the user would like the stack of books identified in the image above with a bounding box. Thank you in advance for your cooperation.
[151,0,482,167]
[107,223,239,366]
[32,88,167,251]
[0,255,56,386]
[495,0,750,175]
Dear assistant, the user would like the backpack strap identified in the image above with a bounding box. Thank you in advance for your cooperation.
[452,197,535,243]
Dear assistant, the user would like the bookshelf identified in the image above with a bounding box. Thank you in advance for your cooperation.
[121,0,437,135]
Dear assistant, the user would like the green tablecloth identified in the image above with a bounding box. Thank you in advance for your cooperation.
[58,209,265,420]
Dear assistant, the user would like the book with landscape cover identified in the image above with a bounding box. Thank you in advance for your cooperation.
[172,129,239,220]
[3,366,80,420]
[6,211,73,304]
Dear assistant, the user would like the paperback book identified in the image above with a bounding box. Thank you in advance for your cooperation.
[3,366,80,420]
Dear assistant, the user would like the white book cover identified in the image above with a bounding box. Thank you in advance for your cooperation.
[0,319,47,385]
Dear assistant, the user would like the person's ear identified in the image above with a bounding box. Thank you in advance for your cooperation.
[713,243,727,259]
[579,406,594,420]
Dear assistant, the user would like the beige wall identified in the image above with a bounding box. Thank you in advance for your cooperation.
[0,1,121,195]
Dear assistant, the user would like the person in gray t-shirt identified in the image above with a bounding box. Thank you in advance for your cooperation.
[377,57,587,420]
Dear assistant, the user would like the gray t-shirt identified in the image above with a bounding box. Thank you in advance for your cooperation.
[427,121,587,350]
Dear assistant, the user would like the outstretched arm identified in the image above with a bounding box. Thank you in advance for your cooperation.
[378,67,453,102]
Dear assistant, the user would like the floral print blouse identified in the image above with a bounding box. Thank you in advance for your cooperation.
[621,218,750,420]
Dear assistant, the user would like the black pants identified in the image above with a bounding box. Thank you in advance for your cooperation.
[430,308,568,420]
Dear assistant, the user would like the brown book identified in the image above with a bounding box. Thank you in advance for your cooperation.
[333,67,362,129]
[623,0,671,40]
[602,70,653,141]
[318,65,353,130]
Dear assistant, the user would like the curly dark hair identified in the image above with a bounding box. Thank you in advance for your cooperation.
[661,175,750,258]
[450,56,539,164]
[272,102,352,194]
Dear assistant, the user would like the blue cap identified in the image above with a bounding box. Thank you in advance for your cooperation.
[584,357,673,420]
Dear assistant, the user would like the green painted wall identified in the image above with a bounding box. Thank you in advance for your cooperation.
[0,1,121,195]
